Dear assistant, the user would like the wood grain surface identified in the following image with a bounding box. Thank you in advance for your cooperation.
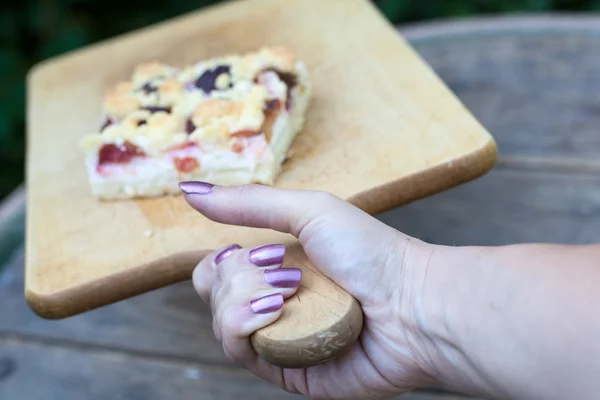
[7,14,599,398]
[24,0,495,367]
[0,335,305,400]
[25,0,495,313]
[0,335,479,400]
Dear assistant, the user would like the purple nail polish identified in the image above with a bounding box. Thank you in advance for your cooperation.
[250,293,284,314]
[215,244,241,265]
[179,181,214,195]
[248,244,285,267]
[264,268,302,288]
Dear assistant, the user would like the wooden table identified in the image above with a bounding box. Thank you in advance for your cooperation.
[2,15,600,399]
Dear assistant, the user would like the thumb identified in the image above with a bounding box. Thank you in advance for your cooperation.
[178,181,351,241]
[179,181,412,305]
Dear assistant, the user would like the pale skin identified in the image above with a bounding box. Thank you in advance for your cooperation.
[179,181,600,400]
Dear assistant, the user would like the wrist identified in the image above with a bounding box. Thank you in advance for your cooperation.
[409,243,495,396]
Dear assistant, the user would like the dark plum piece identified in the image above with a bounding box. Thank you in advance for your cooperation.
[195,65,231,94]
[142,106,172,114]
[185,119,196,134]
[140,82,158,94]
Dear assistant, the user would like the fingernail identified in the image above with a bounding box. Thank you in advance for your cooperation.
[250,293,284,314]
[264,268,302,288]
[248,244,285,267]
[179,181,214,195]
[215,244,241,265]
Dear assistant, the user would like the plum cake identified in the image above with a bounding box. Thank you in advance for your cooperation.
[80,46,311,200]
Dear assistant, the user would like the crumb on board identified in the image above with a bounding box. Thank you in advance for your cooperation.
[144,229,154,238]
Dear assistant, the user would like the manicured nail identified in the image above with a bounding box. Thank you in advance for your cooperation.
[215,244,241,265]
[248,244,285,267]
[250,293,284,314]
[264,268,302,288]
[179,181,214,195]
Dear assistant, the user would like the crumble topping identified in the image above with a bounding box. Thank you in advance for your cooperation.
[82,46,309,160]
[131,61,179,86]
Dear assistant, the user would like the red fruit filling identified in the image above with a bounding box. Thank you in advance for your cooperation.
[231,140,244,153]
[174,156,200,173]
[98,141,145,166]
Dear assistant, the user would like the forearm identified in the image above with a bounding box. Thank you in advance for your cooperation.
[422,243,600,399]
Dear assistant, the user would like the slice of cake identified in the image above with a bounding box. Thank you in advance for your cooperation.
[80,46,311,200]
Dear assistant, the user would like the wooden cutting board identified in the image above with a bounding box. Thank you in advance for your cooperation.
[25,0,496,368]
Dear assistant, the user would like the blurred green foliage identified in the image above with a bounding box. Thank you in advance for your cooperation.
[0,0,599,200]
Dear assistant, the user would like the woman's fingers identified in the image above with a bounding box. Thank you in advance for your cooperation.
[192,243,241,305]
[218,244,286,279]
[215,268,302,364]
[212,261,300,309]
[192,242,302,365]
[195,243,288,306]
[217,292,285,365]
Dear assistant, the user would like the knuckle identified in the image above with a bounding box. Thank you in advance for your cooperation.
[216,252,248,281]
[228,270,256,291]
[220,316,238,338]
[233,183,254,202]
[219,305,242,335]
[231,206,246,227]
[235,183,252,195]
[192,278,209,300]
[192,265,211,290]
[294,191,341,238]
[225,184,256,226]
[314,190,339,205]
[308,191,341,217]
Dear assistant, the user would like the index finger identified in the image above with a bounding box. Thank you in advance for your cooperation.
[193,244,241,304]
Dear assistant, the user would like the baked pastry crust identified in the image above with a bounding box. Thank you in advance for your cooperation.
[80,46,311,200]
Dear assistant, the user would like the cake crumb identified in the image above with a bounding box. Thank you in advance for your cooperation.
[215,73,231,90]
[144,229,154,238]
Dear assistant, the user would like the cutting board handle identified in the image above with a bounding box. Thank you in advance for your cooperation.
[250,241,363,368]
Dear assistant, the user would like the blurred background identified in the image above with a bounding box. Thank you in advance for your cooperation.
[0,0,599,201]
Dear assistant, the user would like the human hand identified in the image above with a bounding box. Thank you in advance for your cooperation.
[179,181,439,399]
